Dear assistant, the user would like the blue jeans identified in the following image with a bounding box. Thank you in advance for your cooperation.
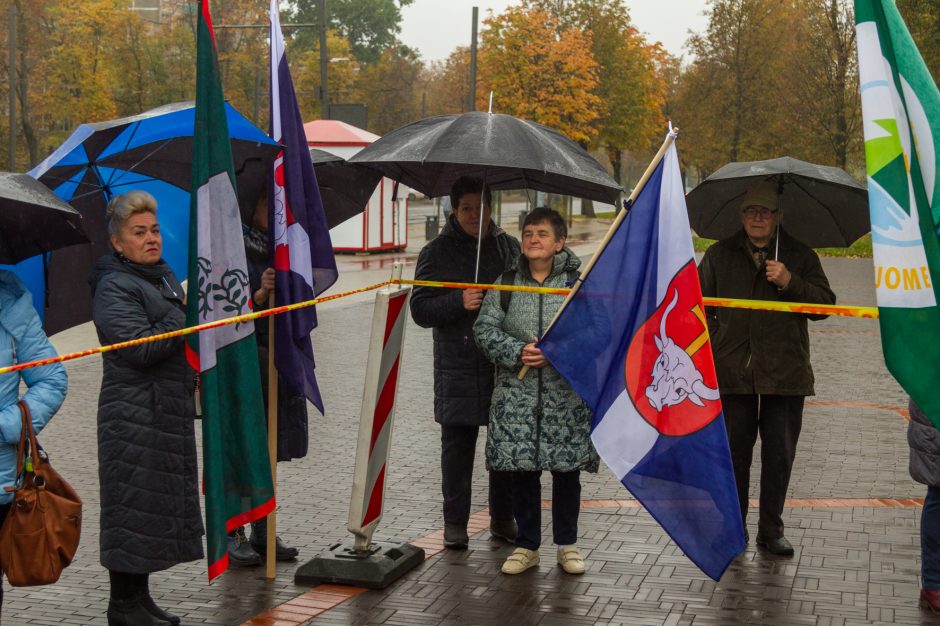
[923,486,940,590]
[511,470,580,550]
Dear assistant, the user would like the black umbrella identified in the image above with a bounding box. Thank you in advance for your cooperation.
[686,157,870,248]
[0,172,88,264]
[347,112,622,205]
[309,148,382,229]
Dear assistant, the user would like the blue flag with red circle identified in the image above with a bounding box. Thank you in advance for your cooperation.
[540,138,744,580]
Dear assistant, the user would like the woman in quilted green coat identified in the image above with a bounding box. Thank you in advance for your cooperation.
[474,207,599,576]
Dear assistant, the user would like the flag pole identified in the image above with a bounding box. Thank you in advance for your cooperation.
[518,128,678,380]
[265,293,278,579]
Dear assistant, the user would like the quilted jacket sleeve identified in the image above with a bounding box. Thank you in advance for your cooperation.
[93,277,185,368]
[0,285,67,445]
[473,283,526,371]
[410,243,467,328]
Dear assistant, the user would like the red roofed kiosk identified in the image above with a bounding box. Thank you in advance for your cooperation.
[303,120,408,253]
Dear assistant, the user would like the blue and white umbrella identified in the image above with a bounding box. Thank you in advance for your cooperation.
[15,101,281,334]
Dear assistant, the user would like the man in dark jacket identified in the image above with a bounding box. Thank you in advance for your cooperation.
[411,177,520,548]
[698,181,836,557]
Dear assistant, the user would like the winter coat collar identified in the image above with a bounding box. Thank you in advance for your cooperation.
[516,247,581,282]
[88,253,181,302]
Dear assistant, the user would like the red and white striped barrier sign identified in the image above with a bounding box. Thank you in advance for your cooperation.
[347,269,411,551]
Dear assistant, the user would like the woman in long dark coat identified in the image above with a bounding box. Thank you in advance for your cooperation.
[89,191,203,626]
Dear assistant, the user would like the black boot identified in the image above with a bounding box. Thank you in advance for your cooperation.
[107,597,172,626]
[250,518,299,561]
[227,526,262,567]
[140,594,182,626]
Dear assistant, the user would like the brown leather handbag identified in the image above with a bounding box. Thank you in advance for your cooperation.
[0,401,82,586]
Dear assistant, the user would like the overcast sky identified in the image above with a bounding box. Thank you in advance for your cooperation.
[398,1,710,62]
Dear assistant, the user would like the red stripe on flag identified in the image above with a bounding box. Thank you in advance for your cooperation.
[184,343,200,372]
[200,0,216,43]
[370,357,400,454]
[274,243,291,271]
[207,552,229,581]
[383,292,407,347]
[225,497,276,532]
[361,465,386,528]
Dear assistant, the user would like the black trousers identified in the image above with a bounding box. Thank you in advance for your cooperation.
[722,394,804,539]
[441,425,513,525]
[511,470,580,550]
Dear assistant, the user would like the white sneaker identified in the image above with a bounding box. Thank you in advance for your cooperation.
[501,547,540,574]
[556,545,586,574]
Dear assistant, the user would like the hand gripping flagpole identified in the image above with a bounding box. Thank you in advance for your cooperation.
[295,263,424,589]
[518,126,679,380]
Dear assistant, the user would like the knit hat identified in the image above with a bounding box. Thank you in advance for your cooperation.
[740,181,778,211]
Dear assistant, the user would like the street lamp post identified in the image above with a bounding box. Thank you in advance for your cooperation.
[319,0,329,119]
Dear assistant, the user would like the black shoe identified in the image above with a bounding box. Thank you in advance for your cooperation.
[490,518,517,542]
[250,519,300,561]
[444,524,469,549]
[756,534,794,556]
[227,527,261,567]
[107,598,172,626]
[744,529,749,544]
[140,594,181,626]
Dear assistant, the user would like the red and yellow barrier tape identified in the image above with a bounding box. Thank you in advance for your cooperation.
[0,281,388,376]
[395,279,880,319]
[0,277,879,376]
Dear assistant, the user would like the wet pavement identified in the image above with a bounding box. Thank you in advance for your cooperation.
[4,219,935,625]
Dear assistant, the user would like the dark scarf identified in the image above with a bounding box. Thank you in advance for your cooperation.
[244,227,268,263]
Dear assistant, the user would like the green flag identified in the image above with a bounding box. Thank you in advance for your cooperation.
[856,0,940,426]
[186,0,274,580]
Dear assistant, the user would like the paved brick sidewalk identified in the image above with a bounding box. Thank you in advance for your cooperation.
[2,256,935,625]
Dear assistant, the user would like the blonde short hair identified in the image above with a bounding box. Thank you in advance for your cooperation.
[106,191,158,236]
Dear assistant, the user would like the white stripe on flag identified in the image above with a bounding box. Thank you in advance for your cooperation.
[591,390,659,478]
[656,143,695,302]
[196,172,254,371]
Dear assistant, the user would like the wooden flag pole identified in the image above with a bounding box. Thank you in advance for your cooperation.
[517,128,678,380]
[265,292,278,579]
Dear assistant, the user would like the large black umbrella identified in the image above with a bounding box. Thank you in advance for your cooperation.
[686,157,869,247]
[347,112,622,205]
[0,172,87,264]
[309,148,382,229]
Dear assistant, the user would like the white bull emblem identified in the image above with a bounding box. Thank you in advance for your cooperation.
[645,289,720,412]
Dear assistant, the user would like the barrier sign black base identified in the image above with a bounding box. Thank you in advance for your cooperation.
[294,541,425,590]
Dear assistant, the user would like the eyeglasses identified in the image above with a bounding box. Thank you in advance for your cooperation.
[742,206,777,219]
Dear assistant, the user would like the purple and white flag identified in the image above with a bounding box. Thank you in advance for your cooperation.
[269,0,338,412]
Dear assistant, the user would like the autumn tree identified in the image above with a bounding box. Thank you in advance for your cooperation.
[533,0,666,185]
[289,31,361,121]
[786,0,862,170]
[673,0,798,176]
[423,47,471,117]
[896,0,940,81]
[478,5,602,146]
[355,44,424,134]
[287,0,415,64]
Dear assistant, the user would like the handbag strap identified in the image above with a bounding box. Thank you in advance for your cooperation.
[14,401,41,482]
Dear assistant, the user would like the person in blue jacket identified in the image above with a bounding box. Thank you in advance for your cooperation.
[0,269,68,611]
